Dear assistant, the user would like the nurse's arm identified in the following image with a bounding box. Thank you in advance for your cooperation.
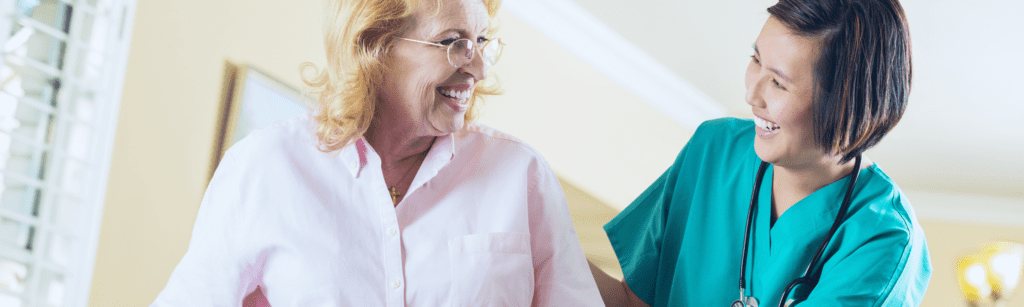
[589,260,649,307]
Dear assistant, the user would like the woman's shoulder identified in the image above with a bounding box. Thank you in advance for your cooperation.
[460,122,529,146]
[458,122,547,163]
[220,115,321,169]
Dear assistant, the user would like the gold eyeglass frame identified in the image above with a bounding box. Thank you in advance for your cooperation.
[397,37,504,68]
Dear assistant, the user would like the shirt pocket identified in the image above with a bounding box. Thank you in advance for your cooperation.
[448,232,534,307]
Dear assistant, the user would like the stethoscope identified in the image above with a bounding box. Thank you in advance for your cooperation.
[733,155,861,307]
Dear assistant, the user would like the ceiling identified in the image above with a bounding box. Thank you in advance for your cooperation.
[562,0,1024,199]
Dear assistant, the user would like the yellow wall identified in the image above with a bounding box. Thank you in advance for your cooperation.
[88,0,325,305]
[90,1,1024,306]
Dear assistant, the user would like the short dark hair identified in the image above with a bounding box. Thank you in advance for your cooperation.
[768,0,912,163]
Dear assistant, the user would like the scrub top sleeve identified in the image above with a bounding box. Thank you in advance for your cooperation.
[603,166,675,305]
[526,158,605,306]
[151,150,261,307]
[797,219,929,307]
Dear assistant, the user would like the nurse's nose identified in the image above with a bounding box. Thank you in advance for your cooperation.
[745,76,767,108]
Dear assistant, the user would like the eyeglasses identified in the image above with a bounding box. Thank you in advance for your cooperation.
[397,37,504,68]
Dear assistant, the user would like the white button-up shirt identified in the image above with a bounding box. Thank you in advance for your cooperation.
[152,117,603,306]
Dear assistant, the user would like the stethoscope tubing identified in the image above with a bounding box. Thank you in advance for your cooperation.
[736,155,862,307]
[738,162,770,296]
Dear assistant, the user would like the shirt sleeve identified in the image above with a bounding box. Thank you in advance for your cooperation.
[151,150,263,307]
[526,158,605,306]
[602,167,673,306]
[601,119,734,306]
[796,204,932,307]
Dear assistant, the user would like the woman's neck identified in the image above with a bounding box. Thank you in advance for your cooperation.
[364,117,437,206]
[771,154,867,221]
[364,119,436,168]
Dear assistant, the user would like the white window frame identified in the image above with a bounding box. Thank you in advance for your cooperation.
[0,0,135,306]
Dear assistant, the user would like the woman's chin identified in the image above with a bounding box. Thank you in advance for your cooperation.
[429,117,465,135]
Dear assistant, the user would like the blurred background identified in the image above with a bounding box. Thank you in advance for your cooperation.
[0,0,1021,306]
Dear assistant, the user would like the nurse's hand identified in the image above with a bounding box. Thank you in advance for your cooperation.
[589,260,649,307]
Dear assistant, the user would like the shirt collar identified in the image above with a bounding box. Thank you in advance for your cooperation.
[340,138,370,178]
[406,132,456,196]
[339,132,458,179]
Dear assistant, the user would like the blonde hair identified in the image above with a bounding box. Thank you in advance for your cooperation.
[302,0,503,153]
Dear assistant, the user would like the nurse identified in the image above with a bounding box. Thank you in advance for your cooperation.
[591,0,931,306]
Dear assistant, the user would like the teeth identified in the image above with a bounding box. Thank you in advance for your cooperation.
[754,116,780,131]
[439,88,472,100]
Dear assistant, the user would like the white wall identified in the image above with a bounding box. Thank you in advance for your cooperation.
[478,9,693,209]
[573,0,1024,200]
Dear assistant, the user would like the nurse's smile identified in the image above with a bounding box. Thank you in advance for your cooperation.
[753,115,780,138]
[745,16,822,168]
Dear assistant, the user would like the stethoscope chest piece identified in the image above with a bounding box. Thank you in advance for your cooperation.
[732,296,759,307]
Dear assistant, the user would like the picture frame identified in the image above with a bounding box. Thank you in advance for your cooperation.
[210,62,311,179]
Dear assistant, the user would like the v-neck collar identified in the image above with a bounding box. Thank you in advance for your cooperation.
[748,163,861,302]
[758,164,854,256]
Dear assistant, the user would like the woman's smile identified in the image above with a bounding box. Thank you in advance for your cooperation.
[378,0,489,136]
[437,84,473,112]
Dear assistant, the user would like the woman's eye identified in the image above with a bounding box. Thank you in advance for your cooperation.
[439,38,458,45]
[477,36,490,43]
[750,55,760,65]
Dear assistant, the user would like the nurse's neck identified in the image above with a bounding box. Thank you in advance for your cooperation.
[770,154,872,226]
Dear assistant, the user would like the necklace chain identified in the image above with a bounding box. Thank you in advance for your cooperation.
[388,151,428,205]
[384,138,436,205]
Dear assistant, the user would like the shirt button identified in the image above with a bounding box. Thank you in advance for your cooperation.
[390,279,401,289]
[387,228,397,237]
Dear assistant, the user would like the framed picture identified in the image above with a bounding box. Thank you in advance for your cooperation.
[210,62,311,178]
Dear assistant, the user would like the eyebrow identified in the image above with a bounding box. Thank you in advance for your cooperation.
[434,27,489,38]
[753,43,793,84]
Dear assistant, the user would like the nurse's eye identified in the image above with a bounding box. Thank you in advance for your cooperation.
[773,79,787,90]
[751,55,760,65]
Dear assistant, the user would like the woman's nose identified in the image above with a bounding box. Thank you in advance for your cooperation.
[458,51,487,81]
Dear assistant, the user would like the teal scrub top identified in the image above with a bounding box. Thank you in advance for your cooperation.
[605,118,932,307]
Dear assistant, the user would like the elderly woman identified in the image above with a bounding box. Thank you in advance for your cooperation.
[152,0,602,305]
[591,0,931,306]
